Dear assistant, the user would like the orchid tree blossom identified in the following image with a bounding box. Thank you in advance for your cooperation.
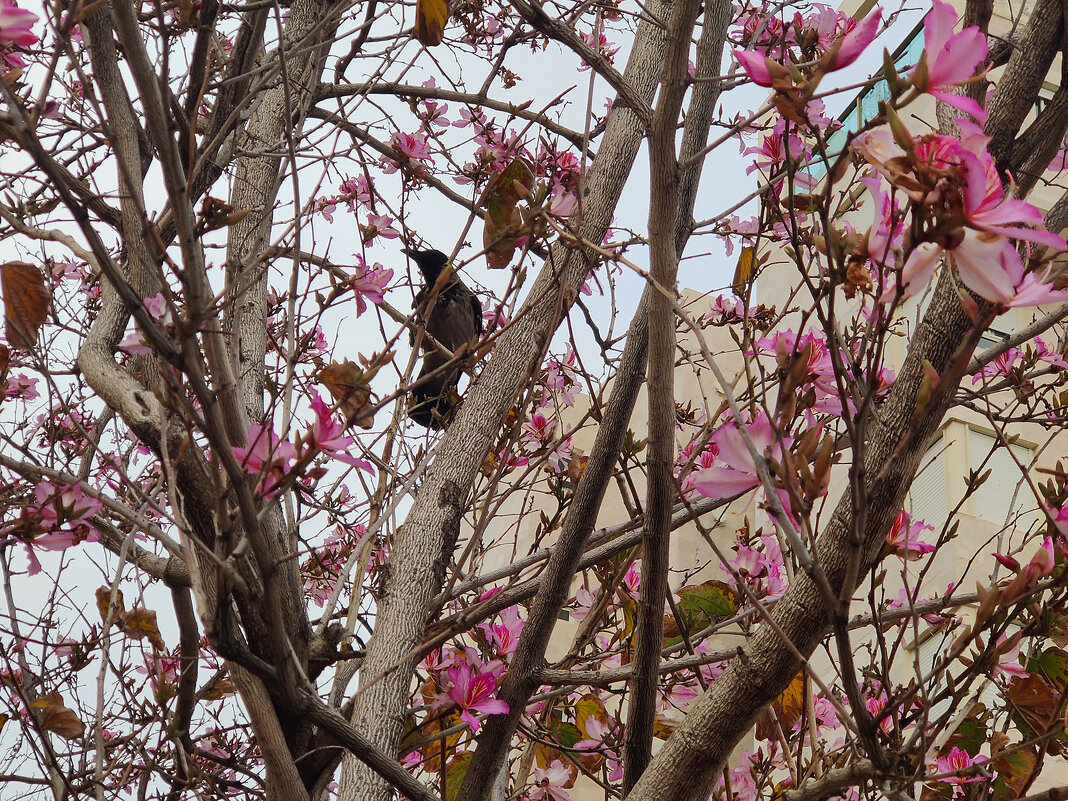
[885,509,936,560]
[855,122,1068,305]
[528,760,573,801]
[933,747,987,797]
[733,5,882,88]
[689,412,792,498]
[0,0,37,49]
[442,662,510,733]
[909,0,989,121]
[232,423,299,497]
[301,394,374,472]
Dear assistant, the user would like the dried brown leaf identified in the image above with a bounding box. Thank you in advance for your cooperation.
[1,261,49,349]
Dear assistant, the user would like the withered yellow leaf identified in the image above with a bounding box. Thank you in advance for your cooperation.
[732,246,756,297]
[415,0,448,46]
[121,607,166,650]
[756,670,805,740]
[317,358,379,430]
[95,586,125,622]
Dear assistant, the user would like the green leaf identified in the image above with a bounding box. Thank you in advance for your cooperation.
[946,706,987,756]
[991,747,1037,801]
[444,752,472,801]
[677,580,739,621]
[1029,647,1068,686]
[545,719,583,749]
[665,580,740,646]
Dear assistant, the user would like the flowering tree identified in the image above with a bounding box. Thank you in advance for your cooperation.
[2,0,1068,799]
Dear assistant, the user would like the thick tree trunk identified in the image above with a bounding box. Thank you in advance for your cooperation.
[338,3,676,798]
[625,269,993,801]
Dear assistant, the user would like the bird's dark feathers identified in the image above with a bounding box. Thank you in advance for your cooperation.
[404,248,449,284]
[406,249,483,429]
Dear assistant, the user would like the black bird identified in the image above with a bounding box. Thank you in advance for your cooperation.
[406,248,483,428]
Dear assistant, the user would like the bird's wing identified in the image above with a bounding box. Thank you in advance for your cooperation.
[411,286,428,346]
[469,287,484,338]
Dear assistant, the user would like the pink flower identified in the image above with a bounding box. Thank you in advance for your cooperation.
[529,760,571,801]
[444,662,509,733]
[971,347,1019,383]
[543,351,578,407]
[0,0,38,48]
[143,293,169,319]
[31,482,101,533]
[886,510,936,560]
[721,760,758,801]
[1034,337,1068,370]
[4,372,38,400]
[419,96,450,128]
[453,106,487,131]
[733,49,779,88]
[865,693,893,733]
[577,28,619,70]
[349,256,392,316]
[301,394,373,472]
[118,329,153,356]
[657,680,698,712]
[12,482,102,575]
[934,747,987,796]
[420,646,461,674]
[857,124,1067,305]
[885,242,940,302]
[824,8,881,71]
[575,715,623,782]
[621,561,641,598]
[570,587,597,622]
[689,412,787,498]
[1006,267,1068,309]
[383,131,433,174]
[337,175,372,210]
[546,437,572,475]
[360,213,400,244]
[992,633,1029,681]
[733,7,880,85]
[478,605,525,657]
[547,182,579,217]
[863,176,907,274]
[117,293,173,355]
[522,413,556,453]
[1050,503,1068,538]
[743,119,810,178]
[724,530,789,599]
[705,294,743,324]
[232,423,298,496]
[911,0,988,120]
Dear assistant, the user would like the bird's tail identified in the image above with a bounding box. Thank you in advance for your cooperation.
[407,365,460,429]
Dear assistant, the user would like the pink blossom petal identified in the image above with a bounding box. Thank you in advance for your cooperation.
[689,465,760,497]
[733,49,775,87]
[827,8,881,71]
[950,233,1019,304]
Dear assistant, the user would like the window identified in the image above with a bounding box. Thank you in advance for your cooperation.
[908,434,948,527]
[806,21,926,180]
[977,326,1010,351]
[966,429,1042,530]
